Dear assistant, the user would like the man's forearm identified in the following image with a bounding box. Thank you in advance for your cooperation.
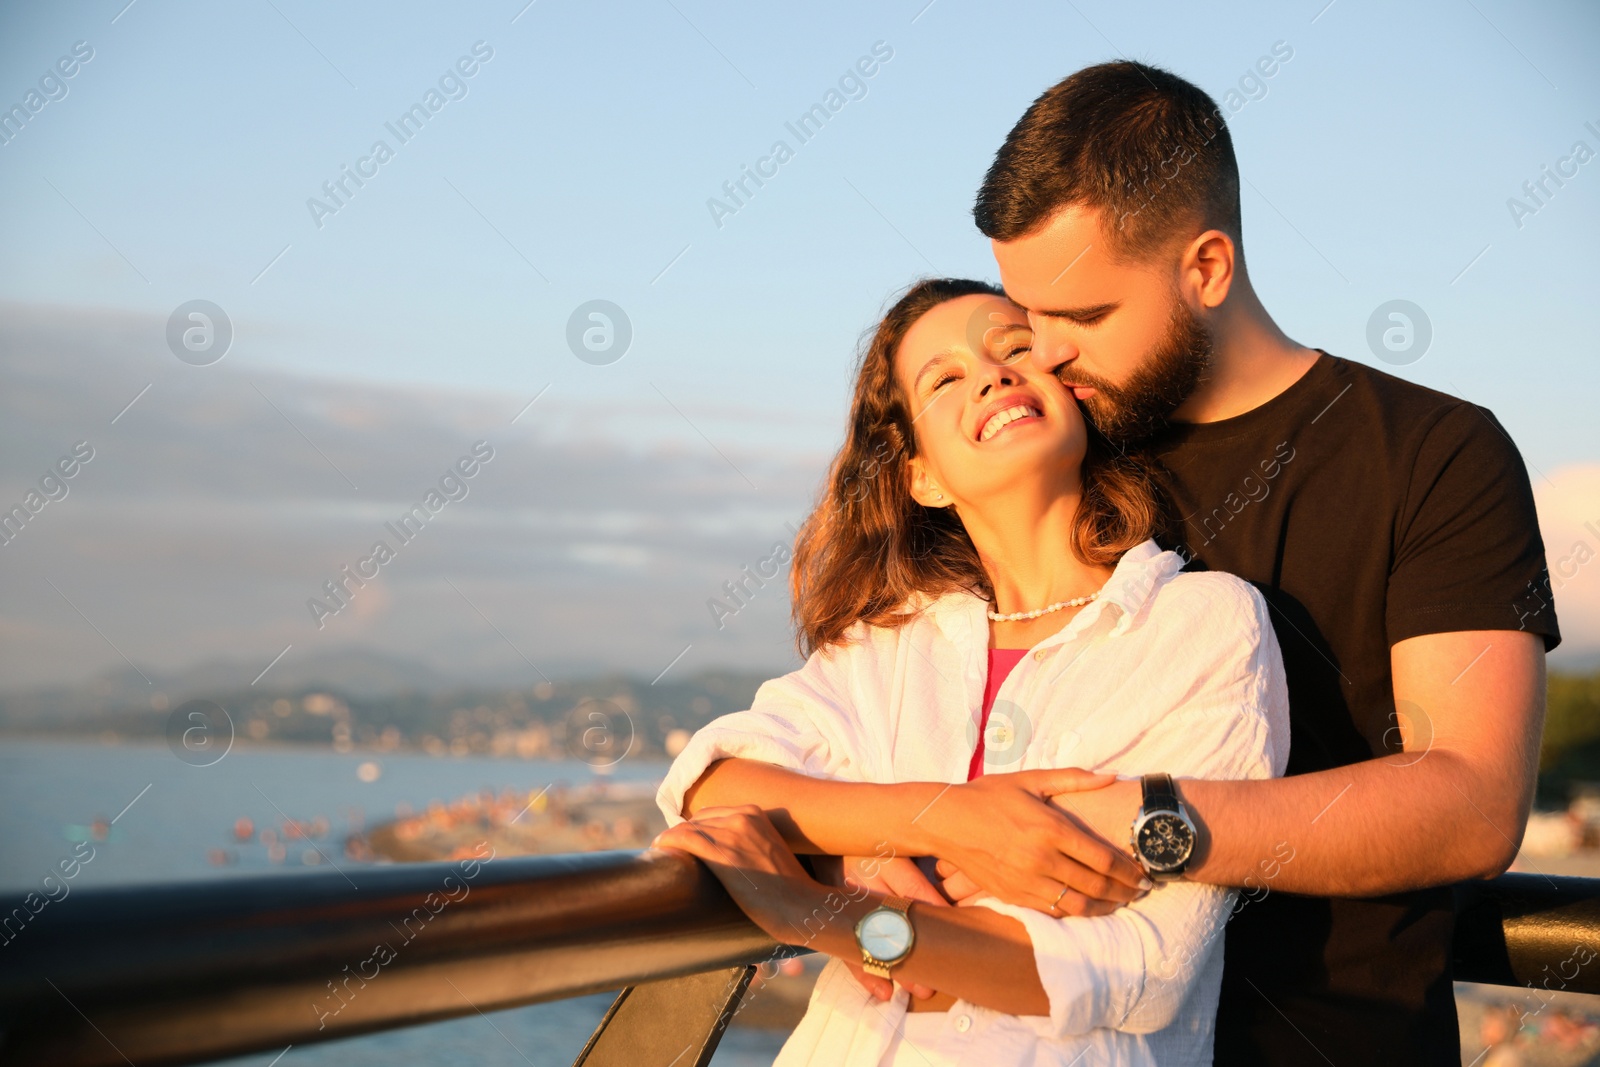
[1185,631,1543,895]
[1062,751,1523,896]
[1057,632,1543,897]
[1179,750,1522,894]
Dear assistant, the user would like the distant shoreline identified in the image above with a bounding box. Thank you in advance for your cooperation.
[0,733,677,764]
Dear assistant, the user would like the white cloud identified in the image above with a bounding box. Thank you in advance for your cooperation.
[1536,464,1600,666]
[0,304,819,688]
[4,303,1594,689]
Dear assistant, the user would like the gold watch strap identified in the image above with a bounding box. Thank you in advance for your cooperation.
[860,895,915,978]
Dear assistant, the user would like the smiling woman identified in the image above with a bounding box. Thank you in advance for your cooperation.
[789,278,1158,656]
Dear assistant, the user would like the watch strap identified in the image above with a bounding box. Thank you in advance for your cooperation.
[1141,772,1180,812]
[861,957,894,979]
[1135,772,1194,881]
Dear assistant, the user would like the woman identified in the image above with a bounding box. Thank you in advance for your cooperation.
[652,278,1289,1066]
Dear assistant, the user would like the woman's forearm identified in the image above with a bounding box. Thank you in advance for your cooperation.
[686,758,1152,911]
[666,796,1054,1014]
[684,758,943,855]
[804,888,1050,1016]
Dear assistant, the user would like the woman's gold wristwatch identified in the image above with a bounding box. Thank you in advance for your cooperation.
[855,895,915,978]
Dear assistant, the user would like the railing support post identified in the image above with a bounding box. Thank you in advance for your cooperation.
[572,965,756,1067]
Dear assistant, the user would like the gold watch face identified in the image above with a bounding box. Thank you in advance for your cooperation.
[857,908,913,962]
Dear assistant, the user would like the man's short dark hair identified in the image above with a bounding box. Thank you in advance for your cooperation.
[973,61,1242,259]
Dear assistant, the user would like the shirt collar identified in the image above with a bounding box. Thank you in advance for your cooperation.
[1081,538,1184,638]
[918,538,1184,649]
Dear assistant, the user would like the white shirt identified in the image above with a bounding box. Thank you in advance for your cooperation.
[657,540,1290,1066]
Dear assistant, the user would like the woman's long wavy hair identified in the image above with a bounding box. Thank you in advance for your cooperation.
[790,277,1161,657]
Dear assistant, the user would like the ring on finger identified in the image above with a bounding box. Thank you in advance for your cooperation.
[1050,886,1070,914]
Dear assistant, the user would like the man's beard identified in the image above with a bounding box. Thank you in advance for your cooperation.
[1063,299,1213,443]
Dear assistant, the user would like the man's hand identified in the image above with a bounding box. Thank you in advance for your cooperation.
[816,854,947,1001]
[1047,775,1146,865]
[915,769,1149,916]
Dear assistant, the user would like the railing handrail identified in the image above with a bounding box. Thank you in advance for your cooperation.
[1452,871,1600,991]
[1,854,1596,1067]
[0,849,789,1067]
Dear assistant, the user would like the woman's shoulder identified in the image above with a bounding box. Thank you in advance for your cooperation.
[841,588,985,644]
[789,606,927,674]
[1157,565,1263,600]
[761,598,960,714]
[788,589,983,686]
[1145,566,1269,638]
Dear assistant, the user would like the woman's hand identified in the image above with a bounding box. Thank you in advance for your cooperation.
[915,768,1150,917]
[652,805,839,948]
[657,807,1054,1019]
[654,810,948,1004]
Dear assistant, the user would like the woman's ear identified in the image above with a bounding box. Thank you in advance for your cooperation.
[907,455,946,508]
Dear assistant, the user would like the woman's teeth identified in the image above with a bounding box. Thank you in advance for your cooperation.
[979,405,1042,442]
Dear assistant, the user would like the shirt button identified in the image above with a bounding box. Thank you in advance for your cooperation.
[1033,647,1052,662]
[954,1014,972,1032]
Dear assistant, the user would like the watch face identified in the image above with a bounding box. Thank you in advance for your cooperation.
[1136,812,1194,870]
[858,909,913,961]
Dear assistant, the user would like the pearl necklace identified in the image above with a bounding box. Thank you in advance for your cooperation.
[987,590,1100,622]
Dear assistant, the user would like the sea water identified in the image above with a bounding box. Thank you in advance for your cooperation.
[0,738,785,1066]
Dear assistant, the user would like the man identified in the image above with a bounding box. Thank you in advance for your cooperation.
[924,61,1561,1064]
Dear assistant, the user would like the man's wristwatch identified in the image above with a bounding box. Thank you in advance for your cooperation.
[855,895,915,979]
[1129,773,1197,881]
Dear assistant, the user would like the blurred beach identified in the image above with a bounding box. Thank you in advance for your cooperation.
[0,739,790,1066]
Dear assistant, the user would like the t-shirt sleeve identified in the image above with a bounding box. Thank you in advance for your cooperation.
[1386,402,1560,650]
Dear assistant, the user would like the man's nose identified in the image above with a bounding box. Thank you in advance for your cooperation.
[1026,317,1077,375]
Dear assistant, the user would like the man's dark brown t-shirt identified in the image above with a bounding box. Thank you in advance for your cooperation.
[1143,352,1561,1066]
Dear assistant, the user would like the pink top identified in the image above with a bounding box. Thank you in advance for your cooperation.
[967,648,1029,780]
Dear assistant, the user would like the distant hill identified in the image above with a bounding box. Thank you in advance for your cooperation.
[13,651,1596,785]
[0,648,459,721]
[1538,669,1600,805]
[0,648,778,760]
[1552,647,1600,674]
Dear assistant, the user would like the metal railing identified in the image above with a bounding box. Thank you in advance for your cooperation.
[1,852,1596,1067]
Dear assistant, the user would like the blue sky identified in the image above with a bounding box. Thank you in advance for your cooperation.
[2,0,1597,686]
